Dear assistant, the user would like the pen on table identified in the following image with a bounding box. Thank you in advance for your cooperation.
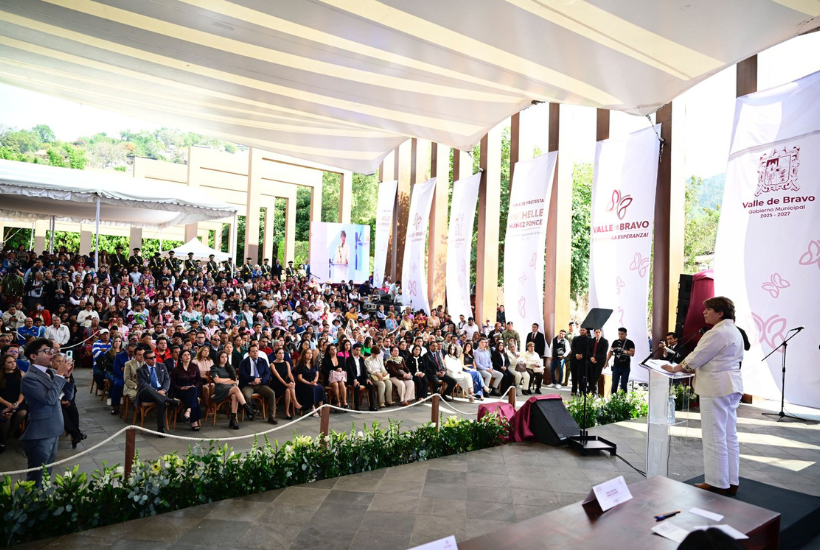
[654,510,680,521]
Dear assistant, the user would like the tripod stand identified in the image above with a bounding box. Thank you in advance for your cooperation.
[762,329,805,422]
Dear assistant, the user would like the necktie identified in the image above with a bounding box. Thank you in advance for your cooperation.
[46,368,54,380]
[252,359,258,378]
[594,339,599,355]
[149,366,159,389]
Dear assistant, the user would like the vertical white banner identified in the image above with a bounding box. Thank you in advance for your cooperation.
[503,152,558,333]
[715,71,820,408]
[589,126,660,382]
[446,173,481,321]
[402,178,437,313]
[372,179,397,287]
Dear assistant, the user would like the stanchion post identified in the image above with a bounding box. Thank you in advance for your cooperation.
[124,427,136,478]
[508,387,516,408]
[431,394,440,430]
[320,406,330,439]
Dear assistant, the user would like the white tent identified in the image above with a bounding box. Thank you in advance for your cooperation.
[0,159,237,229]
[169,238,230,261]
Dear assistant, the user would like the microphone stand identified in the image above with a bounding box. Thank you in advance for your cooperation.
[762,329,805,422]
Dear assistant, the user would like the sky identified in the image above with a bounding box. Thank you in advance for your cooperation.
[0,32,819,181]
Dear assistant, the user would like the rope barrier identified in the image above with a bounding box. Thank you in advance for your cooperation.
[0,391,445,477]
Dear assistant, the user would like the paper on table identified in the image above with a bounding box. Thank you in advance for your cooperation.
[408,535,458,550]
[694,525,749,540]
[690,507,724,521]
[582,475,633,512]
[651,521,689,543]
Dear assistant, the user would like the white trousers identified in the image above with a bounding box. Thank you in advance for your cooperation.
[513,370,531,389]
[391,377,415,402]
[699,393,741,489]
[450,372,474,396]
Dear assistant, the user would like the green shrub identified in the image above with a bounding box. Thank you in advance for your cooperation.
[566,391,648,429]
[670,383,697,411]
[0,415,508,546]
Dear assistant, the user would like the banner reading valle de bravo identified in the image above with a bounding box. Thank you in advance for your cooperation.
[589,126,660,382]
[503,152,557,335]
[714,71,820,409]
[402,178,437,313]
[372,179,398,288]
[446,173,481,322]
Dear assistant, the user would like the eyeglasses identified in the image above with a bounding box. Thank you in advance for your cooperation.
[144,355,155,360]
[7,349,18,355]
[37,348,55,355]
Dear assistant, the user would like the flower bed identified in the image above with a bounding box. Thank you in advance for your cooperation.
[0,415,509,547]
[566,391,649,429]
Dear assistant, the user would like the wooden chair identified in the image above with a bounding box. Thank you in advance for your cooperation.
[101,379,110,401]
[121,395,132,420]
[209,399,233,426]
[347,385,370,410]
[241,394,266,420]
[132,402,170,428]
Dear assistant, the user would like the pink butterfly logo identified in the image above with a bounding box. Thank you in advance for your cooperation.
[518,296,526,318]
[752,313,787,353]
[618,307,625,326]
[407,280,417,296]
[411,262,417,273]
[761,273,790,298]
[519,271,527,285]
[607,189,633,220]
[799,240,820,270]
[615,276,626,295]
[529,253,537,268]
[629,252,650,278]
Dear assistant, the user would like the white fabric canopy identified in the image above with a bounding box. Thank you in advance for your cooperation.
[0,159,238,228]
[0,0,817,173]
[169,238,229,261]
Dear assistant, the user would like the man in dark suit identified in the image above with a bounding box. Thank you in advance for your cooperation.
[20,338,69,486]
[423,341,456,401]
[346,344,377,411]
[238,345,277,424]
[589,329,609,395]
[660,332,686,364]
[136,349,180,436]
[570,328,589,396]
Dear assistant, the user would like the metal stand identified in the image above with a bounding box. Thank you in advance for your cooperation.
[762,330,805,422]
[567,339,617,457]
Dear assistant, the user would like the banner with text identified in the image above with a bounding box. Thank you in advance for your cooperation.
[446,173,481,322]
[402,178,437,313]
[503,152,558,334]
[372,179,398,288]
[715,70,820,408]
[589,126,660,383]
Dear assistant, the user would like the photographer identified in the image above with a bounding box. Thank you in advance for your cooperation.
[606,327,635,394]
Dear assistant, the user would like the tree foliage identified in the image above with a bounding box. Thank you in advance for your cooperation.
[570,163,593,302]
[683,176,721,273]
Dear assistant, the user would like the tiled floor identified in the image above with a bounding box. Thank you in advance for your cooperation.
[6,370,820,549]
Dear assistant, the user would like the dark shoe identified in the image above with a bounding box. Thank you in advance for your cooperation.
[0,444,5,454]
[285,415,293,421]
[442,395,453,402]
[369,407,378,412]
[110,408,119,415]
[191,424,200,432]
[229,415,240,430]
[694,482,729,496]
[156,428,167,438]
[243,403,256,421]
[168,398,181,408]
[268,416,278,425]
[729,484,739,495]
[535,389,542,394]
[71,433,87,449]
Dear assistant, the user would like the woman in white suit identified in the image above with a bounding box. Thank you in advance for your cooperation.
[663,297,744,496]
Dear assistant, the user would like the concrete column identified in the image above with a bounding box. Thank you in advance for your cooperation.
[509,112,521,194]
[428,143,450,309]
[653,102,686,348]
[261,197,276,263]
[544,104,572,339]
[34,220,48,253]
[184,146,204,245]
[245,148,263,263]
[476,127,502,326]
[285,196,297,263]
[213,223,223,252]
[185,224,199,242]
[390,140,412,281]
[338,170,353,224]
[79,224,93,255]
[198,229,209,244]
[381,150,397,273]
[228,215,238,262]
[308,185,322,256]
[129,227,143,252]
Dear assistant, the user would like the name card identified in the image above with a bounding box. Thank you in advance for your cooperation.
[582,475,633,511]
[409,535,458,550]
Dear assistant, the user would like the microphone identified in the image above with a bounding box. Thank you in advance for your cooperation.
[790,326,805,332]
[698,326,708,334]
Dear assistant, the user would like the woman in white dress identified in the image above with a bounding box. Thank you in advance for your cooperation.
[444,344,475,403]
[506,340,530,395]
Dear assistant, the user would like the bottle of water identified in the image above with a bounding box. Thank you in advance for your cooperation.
[667,395,676,425]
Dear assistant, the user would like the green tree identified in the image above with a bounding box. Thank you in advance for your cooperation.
[32,124,56,144]
[570,163,593,302]
[683,176,721,273]
[322,172,341,222]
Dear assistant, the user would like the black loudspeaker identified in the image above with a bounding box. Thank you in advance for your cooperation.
[675,274,694,337]
[529,399,580,446]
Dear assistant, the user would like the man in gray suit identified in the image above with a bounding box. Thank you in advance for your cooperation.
[135,349,179,436]
[20,338,71,487]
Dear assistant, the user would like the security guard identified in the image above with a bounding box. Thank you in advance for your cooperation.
[164,250,181,274]
[149,252,163,278]
[240,257,254,281]
[128,248,144,270]
[261,258,272,276]
[184,252,199,273]
[111,244,128,273]
[206,254,219,277]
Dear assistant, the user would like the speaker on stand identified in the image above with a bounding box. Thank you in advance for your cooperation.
[529,398,581,446]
